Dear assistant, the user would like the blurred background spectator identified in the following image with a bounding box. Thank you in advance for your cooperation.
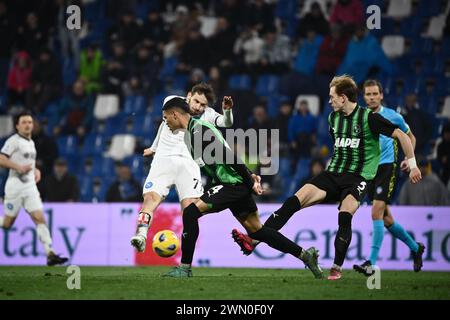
[105,163,141,202]
[40,158,80,202]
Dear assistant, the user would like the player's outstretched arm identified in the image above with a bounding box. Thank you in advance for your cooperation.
[0,154,32,174]
[392,129,421,184]
[215,96,234,127]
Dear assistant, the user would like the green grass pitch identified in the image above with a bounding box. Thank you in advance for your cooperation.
[0,266,449,300]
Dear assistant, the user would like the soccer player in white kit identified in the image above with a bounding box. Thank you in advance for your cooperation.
[130,83,234,252]
[0,112,68,266]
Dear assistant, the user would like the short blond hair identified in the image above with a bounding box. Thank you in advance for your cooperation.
[330,75,358,103]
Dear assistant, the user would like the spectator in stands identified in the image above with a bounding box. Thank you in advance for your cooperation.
[128,43,160,95]
[0,1,15,90]
[32,119,58,178]
[41,158,80,202]
[26,48,62,113]
[260,26,291,74]
[53,79,94,140]
[7,51,32,108]
[79,44,104,94]
[273,101,293,155]
[248,104,273,131]
[244,0,275,32]
[329,0,364,34]
[208,66,228,99]
[17,12,47,58]
[105,163,142,202]
[177,27,209,73]
[299,158,325,188]
[288,100,317,159]
[297,1,329,38]
[233,26,264,76]
[401,93,432,155]
[208,16,236,74]
[108,10,142,51]
[315,24,349,76]
[337,25,392,84]
[398,158,450,206]
[141,9,169,51]
[437,123,450,186]
[185,68,206,93]
[293,29,323,75]
[101,42,128,97]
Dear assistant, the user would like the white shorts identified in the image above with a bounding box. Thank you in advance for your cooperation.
[3,187,44,217]
[143,156,203,200]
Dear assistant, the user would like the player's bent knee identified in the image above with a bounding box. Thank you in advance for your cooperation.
[295,184,326,208]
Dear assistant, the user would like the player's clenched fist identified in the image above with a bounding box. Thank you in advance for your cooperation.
[222,96,233,110]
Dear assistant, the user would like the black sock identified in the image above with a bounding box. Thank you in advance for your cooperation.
[180,203,202,265]
[333,211,353,267]
[264,196,301,230]
[249,226,303,258]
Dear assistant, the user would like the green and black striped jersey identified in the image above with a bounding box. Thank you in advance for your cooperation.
[186,117,254,189]
[327,105,398,181]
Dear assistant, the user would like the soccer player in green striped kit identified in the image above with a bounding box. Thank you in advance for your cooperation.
[160,97,323,279]
[232,75,422,280]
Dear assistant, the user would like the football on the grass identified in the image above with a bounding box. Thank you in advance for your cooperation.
[152,230,180,257]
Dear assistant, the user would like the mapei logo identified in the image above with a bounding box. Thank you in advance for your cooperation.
[334,137,360,148]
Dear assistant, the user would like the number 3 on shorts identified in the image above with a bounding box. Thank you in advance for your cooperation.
[357,181,367,195]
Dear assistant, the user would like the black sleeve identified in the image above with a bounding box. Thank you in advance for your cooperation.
[200,126,254,191]
[368,112,398,137]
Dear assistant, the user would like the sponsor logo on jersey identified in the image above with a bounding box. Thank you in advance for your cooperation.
[6,203,13,210]
[353,125,361,134]
[334,137,360,148]
[145,182,153,189]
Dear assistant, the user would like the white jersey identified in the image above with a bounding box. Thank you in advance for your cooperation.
[150,100,233,160]
[1,133,37,196]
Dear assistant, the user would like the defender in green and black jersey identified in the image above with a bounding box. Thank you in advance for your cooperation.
[159,96,324,279]
[231,75,422,281]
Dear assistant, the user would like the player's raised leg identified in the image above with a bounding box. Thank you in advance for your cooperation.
[131,191,162,252]
[29,209,68,266]
[232,183,326,255]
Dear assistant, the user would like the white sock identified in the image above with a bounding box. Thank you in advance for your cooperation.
[36,223,53,255]
[137,225,149,238]
[0,216,4,228]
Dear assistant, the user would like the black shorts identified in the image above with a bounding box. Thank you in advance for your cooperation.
[308,171,369,206]
[367,163,397,204]
[200,184,258,218]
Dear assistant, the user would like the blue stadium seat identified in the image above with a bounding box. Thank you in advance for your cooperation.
[159,57,178,79]
[123,155,144,178]
[401,17,424,38]
[266,94,289,118]
[408,37,433,57]
[151,92,167,117]
[123,95,147,115]
[79,155,116,178]
[275,0,297,20]
[228,74,252,91]
[57,135,78,156]
[171,74,189,91]
[255,74,280,97]
[80,133,107,156]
